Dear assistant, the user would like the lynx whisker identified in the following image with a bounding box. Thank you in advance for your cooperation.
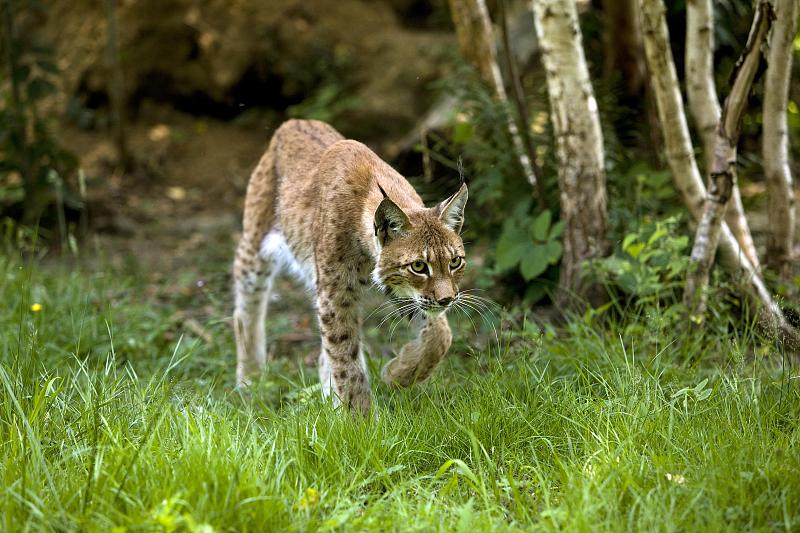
[365,297,415,322]
[455,294,501,355]
[376,302,418,330]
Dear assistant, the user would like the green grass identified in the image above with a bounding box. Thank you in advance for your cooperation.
[2,254,799,532]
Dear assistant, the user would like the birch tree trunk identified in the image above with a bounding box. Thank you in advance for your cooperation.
[447,0,540,191]
[685,0,718,171]
[683,1,773,316]
[639,0,798,346]
[532,0,609,307]
[763,0,797,278]
[685,0,761,272]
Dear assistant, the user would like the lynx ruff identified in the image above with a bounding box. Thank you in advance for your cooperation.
[233,119,468,414]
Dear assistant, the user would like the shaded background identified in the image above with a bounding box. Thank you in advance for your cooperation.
[2,0,799,308]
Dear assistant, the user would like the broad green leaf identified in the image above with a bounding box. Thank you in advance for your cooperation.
[548,220,564,239]
[622,233,638,250]
[544,240,563,264]
[647,226,667,245]
[531,210,551,241]
[626,242,645,258]
[520,247,548,280]
[495,232,527,270]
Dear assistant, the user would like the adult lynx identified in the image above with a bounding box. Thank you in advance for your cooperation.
[233,119,468,414]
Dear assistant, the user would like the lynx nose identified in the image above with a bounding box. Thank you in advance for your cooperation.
[437,297,453,307]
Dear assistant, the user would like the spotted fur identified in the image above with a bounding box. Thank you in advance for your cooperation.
[233,119,468,415]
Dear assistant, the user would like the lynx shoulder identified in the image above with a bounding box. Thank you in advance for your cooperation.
[233,119,468,414]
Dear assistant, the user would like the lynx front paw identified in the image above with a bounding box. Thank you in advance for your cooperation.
[345,383,372,417]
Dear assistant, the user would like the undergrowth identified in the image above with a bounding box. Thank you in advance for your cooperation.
[1,254,798,532]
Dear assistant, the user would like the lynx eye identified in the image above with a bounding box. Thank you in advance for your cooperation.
[449,256,464,270]
[409,261,429,275]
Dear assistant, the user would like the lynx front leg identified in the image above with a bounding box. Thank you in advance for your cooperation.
[317,280,371,415]
[233,237,275,385]
[382,313,452,387]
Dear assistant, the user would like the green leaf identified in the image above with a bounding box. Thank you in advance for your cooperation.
[520,247,548,280]
[495,234,526,270]
[548,220,564,239]
[453,120,475,144]
[544,240,563,264]
[525,283,548,304]
[647,226,668,245]
[622,233,638,250]
[625,242,645,258]
[617,272,638,294]
[531,210,551,241]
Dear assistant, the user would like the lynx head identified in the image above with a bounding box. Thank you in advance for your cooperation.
[373,183,468,315]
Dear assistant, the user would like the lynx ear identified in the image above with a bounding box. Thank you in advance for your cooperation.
[374,197,411,246]
[437,183,468,233]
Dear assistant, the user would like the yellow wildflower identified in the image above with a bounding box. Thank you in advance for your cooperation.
[30,303,42,312]
[297,487,320,510]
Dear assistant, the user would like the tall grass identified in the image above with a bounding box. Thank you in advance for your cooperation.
[1,255,798,531]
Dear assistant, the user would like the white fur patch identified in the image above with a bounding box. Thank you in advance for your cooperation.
[371,266,385,290]
[260,230,315,290]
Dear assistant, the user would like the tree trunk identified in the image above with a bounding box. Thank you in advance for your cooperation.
[105,0,131,170]
[2,0,35,222]
[603,0,645,98]
[685,0,718,172]
[447,0,540,192]
[639,0,797,346]
[763,0,797,278]
[683,1,773,316]
[685,0,761,272]
[498,0,546,208]
[532,0,609,307]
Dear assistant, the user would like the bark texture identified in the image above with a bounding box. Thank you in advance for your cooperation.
[447,0,539,190]
[532,0,609,307]
[763,0,797,277]
[603,0,645,98]
[683,1,773,316]
[105,0,130,170]
[639,0,798,346]
[685,0,760,271]
[685,0,718,172]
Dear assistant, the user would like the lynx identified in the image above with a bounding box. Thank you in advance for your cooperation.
[233,119,468,414]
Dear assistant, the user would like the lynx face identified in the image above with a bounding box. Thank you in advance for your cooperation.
[373,184,468,315]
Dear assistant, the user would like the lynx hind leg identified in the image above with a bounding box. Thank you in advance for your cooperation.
[233,240,275,385]
[382,314,452,387]
[233,137,278,385]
